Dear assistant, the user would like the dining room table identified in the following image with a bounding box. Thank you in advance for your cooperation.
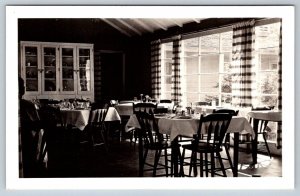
[60,106,121,130]
[125,113,254,177]
[247,110,282,164]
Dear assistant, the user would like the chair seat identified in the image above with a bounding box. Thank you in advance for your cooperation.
[181,142,223,153]
[144,140,175,150]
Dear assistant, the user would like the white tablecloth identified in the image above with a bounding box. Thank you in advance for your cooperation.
[247,111,282,122]
[115,103,134,116]
[125,114,254,142]
[61,107,121,130]
[247,110,282,148]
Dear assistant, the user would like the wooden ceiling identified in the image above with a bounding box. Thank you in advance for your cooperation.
[99,18,204,37]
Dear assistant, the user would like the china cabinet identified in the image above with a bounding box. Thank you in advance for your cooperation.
[20,41,94,101]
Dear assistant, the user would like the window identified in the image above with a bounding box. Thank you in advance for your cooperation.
[180,31,233,107]
[255,22,281,107]
[161,42,173,100]
[160,21,281,111]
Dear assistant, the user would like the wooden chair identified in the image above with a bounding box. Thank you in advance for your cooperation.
[87,104,109,152]
[212,108,239,173]
[135,110,173,177]
[180,113,232,177]
[129,103,158,148]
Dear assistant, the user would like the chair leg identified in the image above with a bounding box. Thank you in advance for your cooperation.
[100,129,108,152]
[180,148,186,177]
[262,132,272,159]
[192,152,198,177]
[205,153,209,177]
[224,145,234,171]
[210,152,215,177]
[200,152,204,177]
[153,149,162,177]
[141,148,148,175]
[164,148,169,177]
[217,151,227,177]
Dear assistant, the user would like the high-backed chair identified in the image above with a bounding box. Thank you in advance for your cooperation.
[87,103,109,152]
[180,113,232,177]
[212,109,239,116]
[130,102,158,148]
[212,108,239,172]
[135,110,172,177]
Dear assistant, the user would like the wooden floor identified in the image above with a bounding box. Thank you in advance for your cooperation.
[41,130,282,178]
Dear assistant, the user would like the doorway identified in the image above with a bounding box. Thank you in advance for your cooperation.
[94,50,125,102]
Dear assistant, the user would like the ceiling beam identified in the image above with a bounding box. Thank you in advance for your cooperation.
[152,19,168,31]
[133,19,154,33]
[116,19,142,36]
[169,19,183,27]
[101,18,132,37]
[192,18,201,23]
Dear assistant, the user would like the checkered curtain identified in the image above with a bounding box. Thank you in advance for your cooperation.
[171,36,182,105]
[277,20,282,149]
[151,40,161,100]
[231,20,256,108]
[277,20,282,111]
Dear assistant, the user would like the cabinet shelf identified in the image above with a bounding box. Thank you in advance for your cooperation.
[62,78,74,80]
[26,78,38,80]
[21,41,94,101]
[25,54,37,57]
[26,65,37,68]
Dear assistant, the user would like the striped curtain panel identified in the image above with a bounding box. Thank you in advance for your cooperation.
[277,20,282,111]
[151,40,161,100]
[171,36,182,105]
[231,20,256,108]
[277,20,282,149]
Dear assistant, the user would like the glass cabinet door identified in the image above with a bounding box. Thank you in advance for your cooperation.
[42,46,58,93]
[78,48,92,93]
[24,46,40,93]
[61,47,75,93]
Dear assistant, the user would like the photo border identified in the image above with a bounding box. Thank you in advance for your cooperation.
[5,5,295,190]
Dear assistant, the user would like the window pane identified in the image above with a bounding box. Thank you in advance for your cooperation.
[200,34,220,54]
[200,74,218,93]
[259,72,279,94]
[220,74,232,93]
[183,38,199,56]
[165,60,172,75]
[255,23,280,49]
[220,31,233,52]
[201,93,219,104]
[184,57,198,74]
[221,94,232,105]
[259,48,279,70]
[164,42,173,58]
[258,95,278,107]
[200,55,219,73]
[185,75,199,92]
[186,93,198,103]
